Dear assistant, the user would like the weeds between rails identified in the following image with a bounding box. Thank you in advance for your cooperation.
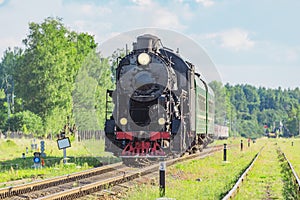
[224,142,300,199]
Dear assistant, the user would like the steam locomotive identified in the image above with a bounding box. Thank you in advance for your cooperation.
[105,34,215,159]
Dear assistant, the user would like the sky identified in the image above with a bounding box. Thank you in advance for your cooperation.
[0,0,299,89]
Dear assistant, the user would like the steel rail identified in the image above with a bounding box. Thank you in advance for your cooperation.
[0,162,122,199]
[280,150,300,192]
[223,145,300,200]
[38,145,225,200]
[222,146,264,200]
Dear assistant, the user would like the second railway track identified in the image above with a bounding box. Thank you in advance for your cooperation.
[222,141,300,199]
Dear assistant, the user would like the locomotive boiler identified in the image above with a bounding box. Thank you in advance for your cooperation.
[105,34,215,158]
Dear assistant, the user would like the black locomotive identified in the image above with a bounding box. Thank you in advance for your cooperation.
[105,34,215,158]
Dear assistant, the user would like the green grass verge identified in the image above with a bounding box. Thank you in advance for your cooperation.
[278,138,300,199]
[125,138,265,200]
[279,138,300,178]
[0,138,120,185]
[234,141,286,199]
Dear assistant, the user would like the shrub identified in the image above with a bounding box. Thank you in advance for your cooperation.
[5,111,43,135]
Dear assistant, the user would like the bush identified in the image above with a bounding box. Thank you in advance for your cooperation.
[5,111,43,135]
[239,120,263,138]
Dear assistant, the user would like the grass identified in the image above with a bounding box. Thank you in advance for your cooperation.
[234,138,300,199]
[0,138,112,159]
[0,162,90,187]
[278,138,300,177]
[0,138,120,185]
[234,141,285,199]
[278,138,300,199]
[125,138,265,200]
[3,137,299,199]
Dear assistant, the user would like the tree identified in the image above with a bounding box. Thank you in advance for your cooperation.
[242,84,260,114]
[238,120,262,139]
[11,17,97,134]
[0,89,4,99]
[209,81,227,125]
[0,89,6,130]
[73,52,113,130]
[0,48,23,131]
[109,48,126,83]
[72,48,126,131]
[5,111,43,134]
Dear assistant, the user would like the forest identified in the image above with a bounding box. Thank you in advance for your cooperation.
[209,82,300,138]
[0,17,299,139]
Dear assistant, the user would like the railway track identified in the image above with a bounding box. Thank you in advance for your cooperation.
[222,146,264,200]
[222,142,300,199]
[0,144,224,200]
[0,162,123,199]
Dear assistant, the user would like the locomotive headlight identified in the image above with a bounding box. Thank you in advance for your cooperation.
[158,118,166,125]
[137,53,151,65]
[120,118,128,125]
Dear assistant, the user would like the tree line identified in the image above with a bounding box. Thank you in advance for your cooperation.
[209,81,300,138]
[0,17,299,139]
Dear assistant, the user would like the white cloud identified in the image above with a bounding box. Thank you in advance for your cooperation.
[63,0,186,41]
[79,4,111,16]
[151,8,184,29]
[195,0,215,7]
[131,0,152,6]
[129,1,186,30]
[284,49,298,62]
[63,3,112,17]
[78,20,111,32]
[206,28,255,51]
[181,3,194,20]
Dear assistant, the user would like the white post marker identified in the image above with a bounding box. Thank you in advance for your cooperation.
[159,161,166,197]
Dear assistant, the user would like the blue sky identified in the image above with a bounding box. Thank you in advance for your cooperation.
[0,0,299,89]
